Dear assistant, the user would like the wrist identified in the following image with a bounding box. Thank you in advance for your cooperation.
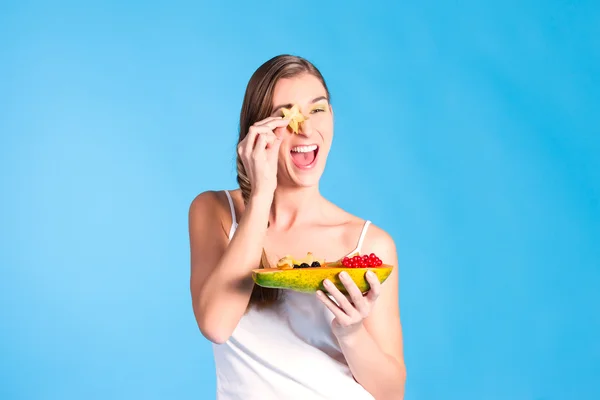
[248,191,273,209]
[244,192,273,227]
[335,322,368,347]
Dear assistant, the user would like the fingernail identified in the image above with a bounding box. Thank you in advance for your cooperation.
[367,271,375,278]
[340,271,349,279]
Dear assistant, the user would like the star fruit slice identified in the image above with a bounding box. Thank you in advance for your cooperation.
[281,105,307,134]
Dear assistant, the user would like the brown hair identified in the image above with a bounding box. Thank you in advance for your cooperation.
[236,54,331,307]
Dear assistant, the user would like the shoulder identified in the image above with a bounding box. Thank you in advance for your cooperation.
[188,189,240,237]
[189,189,241,213]
[324,201,397,258]
[362,221,398,265]
[189,190,221,217]
[365,222,396,251]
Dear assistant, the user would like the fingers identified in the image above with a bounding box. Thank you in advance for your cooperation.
[255,116,291,130]
[248,125,274,145]
[253,133,269,159]
[339,271,370,318]
[322,279,357,317]
[317,271,381,323]
[238,127,275,159]
[316,290,351,324]
[258,118,290,142]
[236,116,288,169]
[365,270,381,303]
[268,131,283,151]
[240,117,288,147]
[254,130,277,148]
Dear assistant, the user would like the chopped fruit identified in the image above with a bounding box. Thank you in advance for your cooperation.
[281,104,307,134]
[276,256,295,270]
[340,252,383,268]
[298,252,315,265]
[276,252,384,271]
[279,252,324,269]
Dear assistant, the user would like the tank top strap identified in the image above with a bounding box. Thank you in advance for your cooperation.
[224,190,238,240]
[347,220,371,256]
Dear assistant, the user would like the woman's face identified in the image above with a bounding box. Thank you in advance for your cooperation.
[270,73,334,188]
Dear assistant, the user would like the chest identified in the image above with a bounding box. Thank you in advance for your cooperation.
[237,291,340,354]
[263,224,361,266]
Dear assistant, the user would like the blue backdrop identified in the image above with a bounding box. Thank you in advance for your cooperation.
[1,1,598,399]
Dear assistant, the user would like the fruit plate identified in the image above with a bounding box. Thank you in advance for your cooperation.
[251,265,394,294]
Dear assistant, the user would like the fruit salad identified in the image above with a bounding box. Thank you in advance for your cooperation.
[276,252,324,269]
[275,252,384,269]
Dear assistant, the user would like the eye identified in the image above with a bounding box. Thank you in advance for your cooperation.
[310,107,326,114]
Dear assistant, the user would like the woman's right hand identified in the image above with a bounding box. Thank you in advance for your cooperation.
[237,116,289,200]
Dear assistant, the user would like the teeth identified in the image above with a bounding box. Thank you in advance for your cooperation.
[291,145,318,153]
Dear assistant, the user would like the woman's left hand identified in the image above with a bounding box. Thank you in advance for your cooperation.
[316,270,382,339]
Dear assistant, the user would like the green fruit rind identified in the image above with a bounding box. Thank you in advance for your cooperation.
[252,266,394,294]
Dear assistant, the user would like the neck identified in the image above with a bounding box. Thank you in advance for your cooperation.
[270,184,322,229]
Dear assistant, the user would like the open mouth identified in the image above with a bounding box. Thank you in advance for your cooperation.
[290,144,319,169]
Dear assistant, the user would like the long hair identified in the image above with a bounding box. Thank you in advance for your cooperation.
[236,54,331,307]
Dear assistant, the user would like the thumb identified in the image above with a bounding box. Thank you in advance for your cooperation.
[271,134,284,152]
[267,136,283,162]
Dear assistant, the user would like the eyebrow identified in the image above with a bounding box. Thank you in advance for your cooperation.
[272,96,329,114]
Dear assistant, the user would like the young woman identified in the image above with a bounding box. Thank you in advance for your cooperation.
[189,54,406,399]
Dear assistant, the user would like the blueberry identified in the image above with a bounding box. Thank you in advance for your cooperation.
[311,261,321,267]
[300,263,310,268]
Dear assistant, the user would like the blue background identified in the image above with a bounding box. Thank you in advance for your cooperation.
[1,1,599,399]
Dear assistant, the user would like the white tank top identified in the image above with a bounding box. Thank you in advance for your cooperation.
[212,190,375,400]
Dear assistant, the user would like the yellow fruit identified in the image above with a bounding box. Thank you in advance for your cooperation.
[281,104,307,134]
[252,263,393,294]
[276,252,324,269]
[276,256,294,270]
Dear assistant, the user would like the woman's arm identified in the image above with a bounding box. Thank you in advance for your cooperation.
[189,117,285,344]
[338,324,405,400]
[189,190,272,344]
[318,226,406,399]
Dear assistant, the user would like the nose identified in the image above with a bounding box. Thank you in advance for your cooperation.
[298,117,314,137]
